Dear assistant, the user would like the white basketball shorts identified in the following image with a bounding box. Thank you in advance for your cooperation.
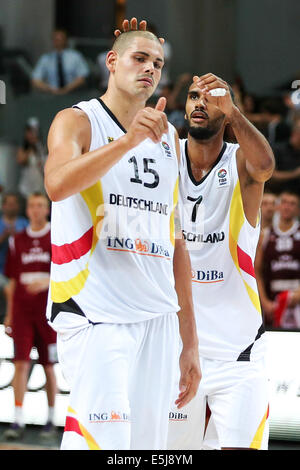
[168,356,269,450]
[56,312,180,450]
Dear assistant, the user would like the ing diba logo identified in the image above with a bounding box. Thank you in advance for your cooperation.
[134,238,149,252]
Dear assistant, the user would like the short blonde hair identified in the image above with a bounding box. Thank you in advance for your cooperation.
[112,30,162,56]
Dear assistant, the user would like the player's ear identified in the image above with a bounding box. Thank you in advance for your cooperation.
[106,50,118,73]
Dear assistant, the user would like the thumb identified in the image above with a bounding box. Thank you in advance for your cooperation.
[155,96,167,112]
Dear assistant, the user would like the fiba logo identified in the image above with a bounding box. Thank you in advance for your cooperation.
[0,80,6,104]
[162,141,172,158]
[218,169,227,179]
[217,168,228,186]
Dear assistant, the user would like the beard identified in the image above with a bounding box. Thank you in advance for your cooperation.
[188,125,218,141]
[187,115,224,141]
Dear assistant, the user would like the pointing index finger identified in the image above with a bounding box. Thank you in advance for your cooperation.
[155,96,167,112]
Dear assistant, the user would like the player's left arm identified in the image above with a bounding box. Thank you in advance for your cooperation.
[195,73,275,226]
[172,131,201,409]
[229,103,275,227]
[173,220,201,409]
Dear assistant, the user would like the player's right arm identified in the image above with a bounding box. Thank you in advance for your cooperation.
[45,98,168,201]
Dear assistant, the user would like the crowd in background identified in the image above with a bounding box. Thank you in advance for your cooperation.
[0,27,300,332]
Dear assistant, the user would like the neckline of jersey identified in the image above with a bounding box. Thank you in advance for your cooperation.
[26,222,51,238]
[97,98,127,134]
[272,218,300,237]
[185,140,227,187]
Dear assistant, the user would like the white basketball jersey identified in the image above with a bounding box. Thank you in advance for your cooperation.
[179,139,266,361]
[46,98,179,325]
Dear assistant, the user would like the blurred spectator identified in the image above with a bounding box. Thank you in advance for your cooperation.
[17,117,47,200]
[266,118,300,196]
[260,191,277,231]
[255,191,278,279]
[243,93,258,115]
[0,193,28,287]
[0,192,28,324]
[259,98,291,145]
[234,82,293,146]
[96,50,110,92]
[3,193,57,440]
[255,191,300,329]
[0,174,4,210]
[283,90,300,126]
[229,77,246,113]
[32,29,89,95]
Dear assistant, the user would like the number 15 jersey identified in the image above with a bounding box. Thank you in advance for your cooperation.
[46,98,179,326]
[178,139,266,362]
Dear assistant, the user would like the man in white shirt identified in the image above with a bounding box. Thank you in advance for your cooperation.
[32,29,89,95]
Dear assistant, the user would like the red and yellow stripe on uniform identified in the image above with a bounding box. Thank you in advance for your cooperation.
[50,182,104,303]
[64,406,101,450]
[229,181,261,315]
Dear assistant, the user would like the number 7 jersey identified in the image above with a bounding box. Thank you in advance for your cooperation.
[178,139,266,362]
[46,98,179,326]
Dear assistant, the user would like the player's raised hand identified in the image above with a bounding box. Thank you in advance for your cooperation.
[193,73,235,117]
[125,97,168,147]
[114,17,146,38]
[114,17,165,44]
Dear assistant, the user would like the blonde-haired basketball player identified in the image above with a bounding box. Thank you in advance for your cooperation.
[167,74,275,450]
[44,25,200,450]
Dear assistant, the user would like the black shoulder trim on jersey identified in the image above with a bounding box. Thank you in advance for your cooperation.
[88,319,103,326]
[185,141,227,186]
[50,297,86,323]
[237,322,265,361]
[97,98,127,134]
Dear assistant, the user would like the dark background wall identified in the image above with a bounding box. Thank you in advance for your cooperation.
[55,0,116,38]
[235,0,300,95]
[127,0,237,87]
[0,0,54,64]
[0,0,298,95]
[126,0,299,96]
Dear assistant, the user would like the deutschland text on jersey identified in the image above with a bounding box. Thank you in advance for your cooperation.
[46,99,179,326]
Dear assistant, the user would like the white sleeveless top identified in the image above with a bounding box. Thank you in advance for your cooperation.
[179,139,266,361]
[46,98,179,326]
